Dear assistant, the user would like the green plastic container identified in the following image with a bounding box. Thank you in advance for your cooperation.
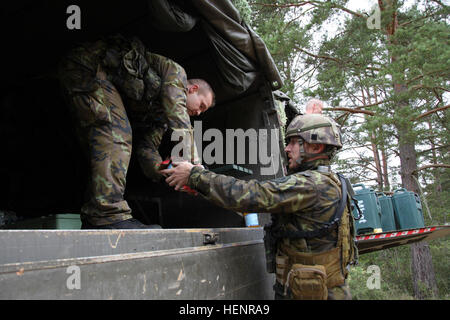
[351,184,382,234]
[376,192,396,232]
[6,214,81,230]
[392,188,424,230]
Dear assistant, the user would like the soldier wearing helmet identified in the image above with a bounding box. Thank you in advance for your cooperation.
[162,113,357,300]
[285,113,342,172]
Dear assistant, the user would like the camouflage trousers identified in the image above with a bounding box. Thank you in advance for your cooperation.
[273,280,352,300]
[61,67,161,226]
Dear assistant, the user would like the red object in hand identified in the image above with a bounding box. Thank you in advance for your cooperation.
[182,185,198,195]
[159,159,198,195]
[158,159,172,170]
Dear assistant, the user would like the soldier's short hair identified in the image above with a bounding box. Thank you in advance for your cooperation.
[188,78,216,107]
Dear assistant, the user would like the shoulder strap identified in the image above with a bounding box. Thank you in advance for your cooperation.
[273,173,348,239]
[334,173,348,222]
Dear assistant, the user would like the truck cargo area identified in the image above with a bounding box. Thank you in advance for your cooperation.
[0,1,285,300]
[0,228,274,299]
[0,0,286,229]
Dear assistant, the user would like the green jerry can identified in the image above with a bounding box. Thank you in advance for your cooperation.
[376,192,396,232]
[6,214,81,230]
[391,188,425,230]
[351,184,382,234]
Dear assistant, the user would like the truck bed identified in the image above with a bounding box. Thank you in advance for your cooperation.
[0,228,274,299]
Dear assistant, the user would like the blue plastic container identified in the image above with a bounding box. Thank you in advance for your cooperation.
[244,213,259,227]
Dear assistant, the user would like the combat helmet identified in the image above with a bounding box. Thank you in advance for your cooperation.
[285,114,343,149]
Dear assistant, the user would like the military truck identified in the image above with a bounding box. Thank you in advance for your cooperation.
[0,0,294,299]
[1,0,448,300]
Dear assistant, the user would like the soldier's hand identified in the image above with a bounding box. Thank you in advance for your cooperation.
[161,161,194,191]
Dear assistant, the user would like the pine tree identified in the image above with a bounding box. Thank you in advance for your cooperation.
[247,0,449,299]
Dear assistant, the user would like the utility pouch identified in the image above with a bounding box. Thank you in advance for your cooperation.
[285,264,328,300]
[275,253,288,283]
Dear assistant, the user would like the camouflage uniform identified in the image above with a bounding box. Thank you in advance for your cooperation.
[59,34,197,226]
[187,158,357,300]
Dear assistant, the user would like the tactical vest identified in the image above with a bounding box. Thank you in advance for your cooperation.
[273,171,358,299]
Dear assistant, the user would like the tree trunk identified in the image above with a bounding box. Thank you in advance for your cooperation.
[370,135,383,190]
[371,87,386,190]
[427,120,442,193]
[383,0,439,299]
[361,86,383,190]
[381,147,390,191]
[395,87,439,301]
[410,242,439,299]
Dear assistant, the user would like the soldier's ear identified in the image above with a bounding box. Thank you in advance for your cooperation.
[314,143,326,153]
[188,84,199,94]
[304,142,325,154]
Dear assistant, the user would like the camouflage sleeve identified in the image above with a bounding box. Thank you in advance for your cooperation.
[146,53,191,129]
[188,167,318,214]
[147,52,199,163]
[136,125,165,182]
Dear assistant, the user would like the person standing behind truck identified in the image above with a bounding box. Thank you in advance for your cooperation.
[162,114,358,300]
[59,34,214,229]
[305,98,324,114]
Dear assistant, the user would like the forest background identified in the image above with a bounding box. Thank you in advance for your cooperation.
[231,0,449,299]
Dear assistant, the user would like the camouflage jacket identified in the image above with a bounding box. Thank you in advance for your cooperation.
[188,159,349,253]
[60,34,198,164]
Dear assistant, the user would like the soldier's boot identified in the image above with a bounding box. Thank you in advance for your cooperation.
[81,218,162,229]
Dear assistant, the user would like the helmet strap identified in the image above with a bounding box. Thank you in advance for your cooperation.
[295,142,318,165]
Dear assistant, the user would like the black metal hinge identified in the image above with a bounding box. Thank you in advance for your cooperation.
[203,232,219,245]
